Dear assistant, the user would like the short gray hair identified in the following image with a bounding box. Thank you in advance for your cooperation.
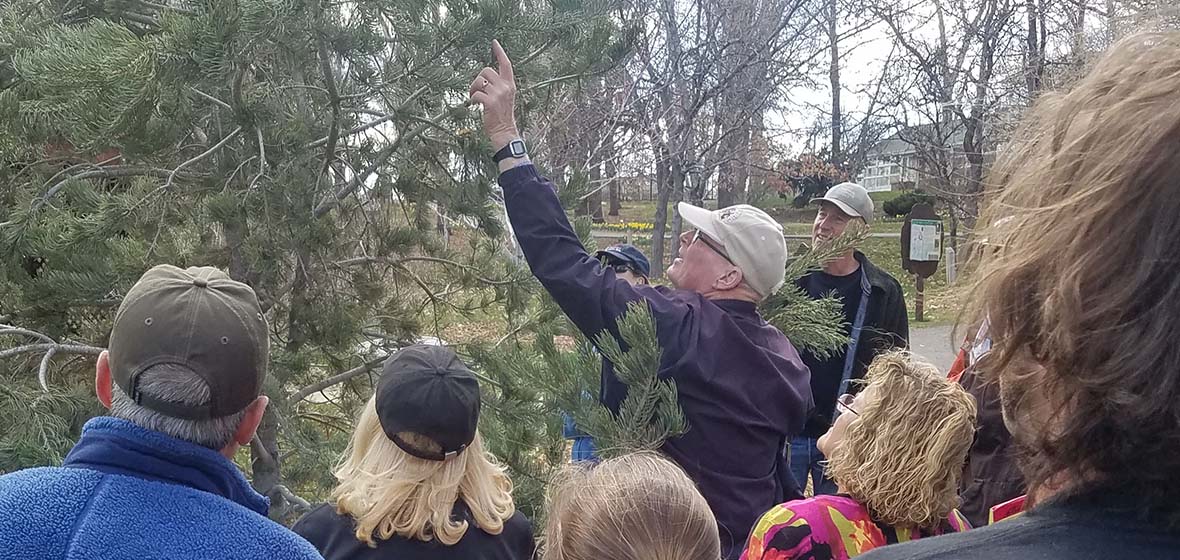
[110,363,247,450]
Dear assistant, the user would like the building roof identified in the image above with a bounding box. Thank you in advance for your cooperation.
[870,122,969,158]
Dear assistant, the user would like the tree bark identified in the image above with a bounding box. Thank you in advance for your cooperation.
[829,0,842,163]
[649,151,673,278]
[606,139,621,216]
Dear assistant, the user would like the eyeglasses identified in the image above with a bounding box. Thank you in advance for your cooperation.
[691,230,735,265]
[836,393,859,417]
[599,257,637,276]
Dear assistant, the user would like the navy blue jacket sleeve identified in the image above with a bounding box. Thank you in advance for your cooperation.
[499,164,691,345]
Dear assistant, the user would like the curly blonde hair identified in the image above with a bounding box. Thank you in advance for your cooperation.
[542,452,720,560]
[824,353,977,528]
[331,396,516,546]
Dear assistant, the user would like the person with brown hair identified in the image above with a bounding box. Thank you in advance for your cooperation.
[742,353,976,560]
[860,32,1180,560]
[293,345,534,560]
[542,452,721,560]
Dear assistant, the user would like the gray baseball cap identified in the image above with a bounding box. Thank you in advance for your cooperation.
[812,182,874,224]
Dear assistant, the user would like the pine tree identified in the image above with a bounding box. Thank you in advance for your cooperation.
[0,0,858,527]
[0,0,627,521]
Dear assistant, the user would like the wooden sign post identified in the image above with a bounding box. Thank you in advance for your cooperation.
[900,203,942,322]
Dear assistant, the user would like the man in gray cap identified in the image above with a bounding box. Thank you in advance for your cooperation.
[790,182,909,495]
[469,41,812,559]
[0,265,322,560]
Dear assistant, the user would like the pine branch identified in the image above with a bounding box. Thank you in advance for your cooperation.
[288,354,389,404]
[312,105,467,219]
[0,324,105,391]
[33,166,194,213]
[163,126,243,190]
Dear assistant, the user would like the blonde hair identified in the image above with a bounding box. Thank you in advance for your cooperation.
[966,32,1180,522]
[542,452,720,560]
[825,353,977,528]
[331,396,516,546]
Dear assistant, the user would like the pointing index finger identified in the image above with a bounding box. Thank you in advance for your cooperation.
[492,40,514,82]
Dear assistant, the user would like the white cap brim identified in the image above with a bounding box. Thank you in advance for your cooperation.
[677,202,723,244]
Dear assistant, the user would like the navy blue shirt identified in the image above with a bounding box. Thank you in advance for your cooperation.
[797,269,864,438]
[501,164,814,558]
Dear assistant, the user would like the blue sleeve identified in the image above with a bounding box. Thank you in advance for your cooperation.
[499,164,691,345]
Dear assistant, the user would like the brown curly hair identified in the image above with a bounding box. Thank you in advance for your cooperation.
[966,32,1180,524]
[825,353,977,529]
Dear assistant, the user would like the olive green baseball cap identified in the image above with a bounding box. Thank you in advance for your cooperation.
[108,265,269,420]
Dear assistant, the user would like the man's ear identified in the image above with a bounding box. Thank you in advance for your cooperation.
[714,267,744,291]
[95,350,113,409]
[221,395,269,459]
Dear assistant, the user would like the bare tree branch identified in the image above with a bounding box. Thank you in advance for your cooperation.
[288,355,389,404]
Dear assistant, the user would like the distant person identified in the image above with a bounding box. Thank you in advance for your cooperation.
[595,243,650,285]
[470,41,812,558]
[791,182,908,495]
[562,243,652,462]
[294,345,534,560]
[543,452,720,560]
[743,353,976,560]
[0,265,321,560]
[950,318,1025,527]
[860,31,1180,560]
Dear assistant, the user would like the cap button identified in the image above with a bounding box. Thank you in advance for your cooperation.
[192,277,209,288]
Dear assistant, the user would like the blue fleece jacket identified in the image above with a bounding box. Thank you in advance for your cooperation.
[0,417,323,560]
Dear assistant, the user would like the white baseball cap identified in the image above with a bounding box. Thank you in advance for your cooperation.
[812,182,874,224]
[677,202,787,299]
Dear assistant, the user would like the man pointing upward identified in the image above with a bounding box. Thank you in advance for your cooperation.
[470,41,813,558]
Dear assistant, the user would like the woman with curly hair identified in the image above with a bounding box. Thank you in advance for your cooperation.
[293,345,534,560]
[741,353,977,560]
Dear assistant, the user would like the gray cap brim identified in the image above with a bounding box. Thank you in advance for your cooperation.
[810,196,868,223]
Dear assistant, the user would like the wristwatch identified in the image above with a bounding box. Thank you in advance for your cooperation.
[493,139,528,163]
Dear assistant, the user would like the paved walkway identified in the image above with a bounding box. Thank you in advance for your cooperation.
[908,324,957,372]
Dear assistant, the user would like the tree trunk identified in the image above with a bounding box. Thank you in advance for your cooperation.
[588,162,604,223]
[250,407,285,520]
[829,0,842,163]
[650,153,673,278]
[1105,0,1116,44]
[1025,0,1043,95]
[606,139,621,216]
[669,159,686,261]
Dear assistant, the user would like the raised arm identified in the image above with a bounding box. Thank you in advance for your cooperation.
[469,41,689,340]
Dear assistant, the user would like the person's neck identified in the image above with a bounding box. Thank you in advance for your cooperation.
[823,252,860,277]
[701,286,761,303]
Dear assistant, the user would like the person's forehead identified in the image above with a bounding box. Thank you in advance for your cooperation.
[817,201,852,219]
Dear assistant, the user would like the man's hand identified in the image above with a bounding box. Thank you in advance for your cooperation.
[468,40,520,152]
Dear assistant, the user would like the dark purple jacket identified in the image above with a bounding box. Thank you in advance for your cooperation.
[501,165,814,558]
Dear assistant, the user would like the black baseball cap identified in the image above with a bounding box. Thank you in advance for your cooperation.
[375,345,480,461]
[108,265,269,420]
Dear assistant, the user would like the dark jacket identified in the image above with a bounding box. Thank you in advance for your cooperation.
[797,252,908,436]
[501,164,813,559]
[857,489,1180,560]
[957,360,1026,527]
[0,417,322,560]
[294,502,534,560]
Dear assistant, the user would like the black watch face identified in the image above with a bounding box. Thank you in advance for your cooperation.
[509,139,527,157]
